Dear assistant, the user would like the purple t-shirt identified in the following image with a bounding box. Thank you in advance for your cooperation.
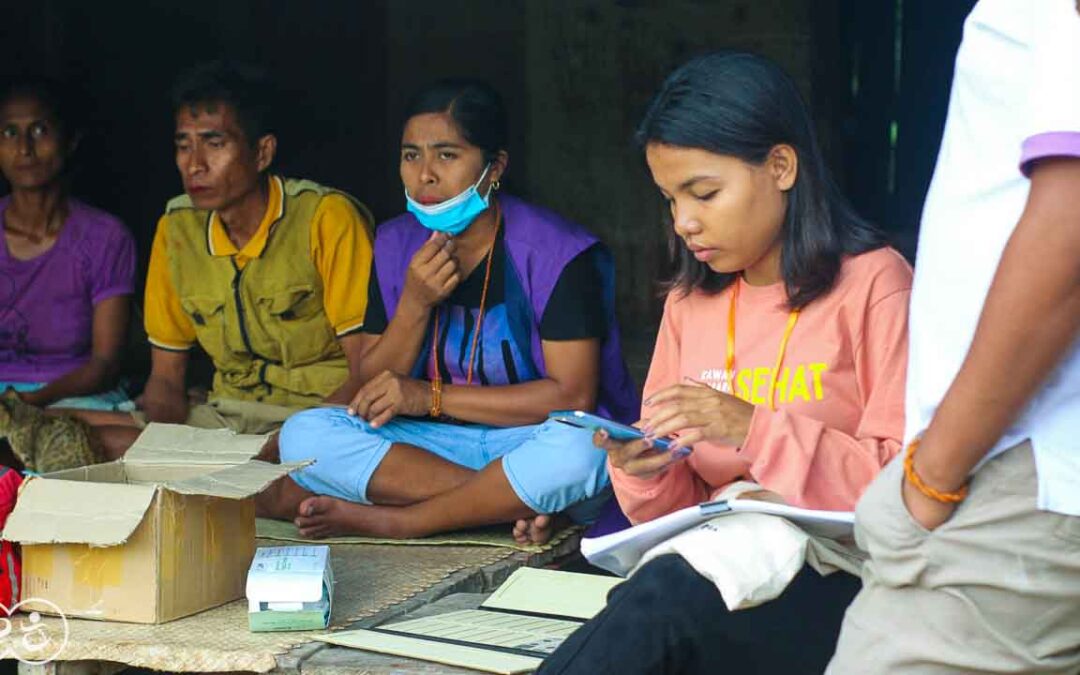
[0,197,136,383]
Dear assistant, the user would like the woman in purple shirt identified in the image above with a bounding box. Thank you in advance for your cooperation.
[0,79,136,411]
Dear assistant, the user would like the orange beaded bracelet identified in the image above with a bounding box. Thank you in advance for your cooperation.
[903,438,968,504]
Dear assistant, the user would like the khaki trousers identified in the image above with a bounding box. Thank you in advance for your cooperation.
[132,398,298,435]
[828,442,1080,674]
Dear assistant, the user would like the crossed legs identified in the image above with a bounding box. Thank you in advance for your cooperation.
[263,409,603,543]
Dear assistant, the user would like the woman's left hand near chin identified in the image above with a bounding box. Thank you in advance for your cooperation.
[642,380,755,451]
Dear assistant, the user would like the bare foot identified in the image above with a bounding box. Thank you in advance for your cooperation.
[255,475,313,520]
[95,425,141,461]
[253,434,280,464]
[294,495,409,539]
[512,513,567,546]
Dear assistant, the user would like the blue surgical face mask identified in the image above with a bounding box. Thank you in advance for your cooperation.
[405,164,493,235]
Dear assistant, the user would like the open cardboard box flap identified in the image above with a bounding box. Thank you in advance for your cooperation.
[4,478,157,546]
[3,422,309,546]
[161,459,310,498]
[124,422,271,465]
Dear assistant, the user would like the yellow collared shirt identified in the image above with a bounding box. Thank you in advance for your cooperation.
[145,176,373,350]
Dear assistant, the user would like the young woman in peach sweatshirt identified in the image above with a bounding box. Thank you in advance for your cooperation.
[541,52,911,674]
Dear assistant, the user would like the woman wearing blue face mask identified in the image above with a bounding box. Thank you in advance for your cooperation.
[268,79,638,544]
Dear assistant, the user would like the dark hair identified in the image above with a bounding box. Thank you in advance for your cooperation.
[0,76,81,142]
[171,61,276,145]
[403,79,507,162]
[637,52,886,309]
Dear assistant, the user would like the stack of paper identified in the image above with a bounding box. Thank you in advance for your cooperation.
[246,545,333,632]
[581,498,855,576]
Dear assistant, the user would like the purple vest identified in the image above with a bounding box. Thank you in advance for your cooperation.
[374,194,639,423]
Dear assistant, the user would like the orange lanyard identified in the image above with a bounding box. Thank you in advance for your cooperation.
[725,277,800,411]
[431,203,502,388]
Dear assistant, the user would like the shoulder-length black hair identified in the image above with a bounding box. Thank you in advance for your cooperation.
[403,79,507,163]
[637,52,886,309]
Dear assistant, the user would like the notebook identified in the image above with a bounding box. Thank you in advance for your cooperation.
[316,567,621,673]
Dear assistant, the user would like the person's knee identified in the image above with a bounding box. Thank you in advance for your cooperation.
[618,555,717,612]
[279,408,348,462]
[278,409,394,503]
[500,421,610,514]
[635,554,692,586]
[539,420,608,495]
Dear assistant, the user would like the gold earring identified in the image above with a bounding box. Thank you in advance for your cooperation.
[491,179,501,191]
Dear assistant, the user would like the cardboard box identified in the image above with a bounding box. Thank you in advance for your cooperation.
[2,423,305,624]
[246,545,333,632]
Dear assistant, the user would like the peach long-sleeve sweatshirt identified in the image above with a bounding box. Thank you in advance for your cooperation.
[612,247,912,523]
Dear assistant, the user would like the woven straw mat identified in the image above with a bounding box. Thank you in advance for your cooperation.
[28,540,512,672]
[256,517,581,553]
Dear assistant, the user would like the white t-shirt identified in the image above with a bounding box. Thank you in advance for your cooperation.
[907,0,1080,515]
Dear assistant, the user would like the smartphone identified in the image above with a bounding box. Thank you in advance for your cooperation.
[548,410,678,453]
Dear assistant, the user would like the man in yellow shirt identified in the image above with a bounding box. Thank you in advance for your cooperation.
[80,62,373,456]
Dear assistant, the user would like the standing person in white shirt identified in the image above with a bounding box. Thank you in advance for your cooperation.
[827,1,1080,673]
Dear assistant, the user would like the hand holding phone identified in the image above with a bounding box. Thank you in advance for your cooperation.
[549,410,691,480]
[548,408,665,449]
[548,410,689,457]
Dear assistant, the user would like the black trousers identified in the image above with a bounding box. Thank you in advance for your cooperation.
[539,554,860,675]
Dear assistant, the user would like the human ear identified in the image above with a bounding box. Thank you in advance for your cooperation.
[489,149,509,187]
[255,134,277,173]
[768,144,798,191]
